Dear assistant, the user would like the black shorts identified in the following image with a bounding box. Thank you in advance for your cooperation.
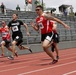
[53,33,60,43]
[12,35,23,46]
[41,32,54,42]
[1,40,11,48]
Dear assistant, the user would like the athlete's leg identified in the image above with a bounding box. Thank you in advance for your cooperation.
[0,41,5,56]
[7,46,18,57]
[11,40,17,57]
[16,39,32,53]
[18,44,32,53]
[42,39,58,64]
[42,39,55,60]
[53,43,59,55]
[7,40,19,60]
[18,44,29,50]
[53,43,59,59]
[53,33,60,59]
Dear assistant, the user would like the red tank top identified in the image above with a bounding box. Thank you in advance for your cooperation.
[36,16,53,34]
[0,26,10,40]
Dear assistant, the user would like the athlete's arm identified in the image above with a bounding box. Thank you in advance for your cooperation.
[23,23,30,36]
[44,13,70,29]
[53,23,57,30]
[8,21,12,30]
[30,22,39,31]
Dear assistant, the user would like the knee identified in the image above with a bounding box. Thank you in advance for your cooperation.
[1,42,5,46]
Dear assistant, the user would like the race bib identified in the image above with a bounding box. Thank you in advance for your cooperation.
[2,32,8,37]
[38,23,44,29]
[12,26,18,32]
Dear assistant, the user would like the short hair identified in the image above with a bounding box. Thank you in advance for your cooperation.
[13,13,18,16]
[36,5,43,10]
[2,20,6,23]
[16,13,18,16]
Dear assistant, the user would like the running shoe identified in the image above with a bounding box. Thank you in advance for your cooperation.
[0,54,4,57]
[1,54,4,56]
[52,59,58,64]
[7,56,14,60]
[29,49,32,53]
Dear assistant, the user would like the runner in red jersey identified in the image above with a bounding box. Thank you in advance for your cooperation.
[0,20,18,57]
[30,5,70,64]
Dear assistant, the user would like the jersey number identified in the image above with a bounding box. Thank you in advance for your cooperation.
[12,26,18,32]
[39,23,44,29]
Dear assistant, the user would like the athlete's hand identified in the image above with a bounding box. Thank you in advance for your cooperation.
[64,24,70,29]
[30,22,39,31]
[30,22,35,28]
[26,32,30,36]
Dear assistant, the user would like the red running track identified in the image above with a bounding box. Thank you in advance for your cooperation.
[0,48,76,75]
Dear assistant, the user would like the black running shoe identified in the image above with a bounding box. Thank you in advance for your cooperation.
[7,56,14,60]
[29,49,32,53]
[52,60,58,64]
[51,44,55,52]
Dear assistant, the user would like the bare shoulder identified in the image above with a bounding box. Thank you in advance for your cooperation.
[36,16,39,19]
[5,25,8,28]
[43,13,54,20]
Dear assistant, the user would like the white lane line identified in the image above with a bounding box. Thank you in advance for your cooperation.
[18,61,76,75]
[63,70,76,75]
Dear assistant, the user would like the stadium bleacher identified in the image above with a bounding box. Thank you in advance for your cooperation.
[0,9,76,44]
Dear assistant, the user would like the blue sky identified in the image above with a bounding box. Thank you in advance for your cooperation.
[0,0,76,12]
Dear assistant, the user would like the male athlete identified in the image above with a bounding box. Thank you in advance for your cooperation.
[30,5,70,64]
[0,20,18,57]
[8,14,32,60]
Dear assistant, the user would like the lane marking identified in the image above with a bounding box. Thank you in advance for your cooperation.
[63,70,76,75]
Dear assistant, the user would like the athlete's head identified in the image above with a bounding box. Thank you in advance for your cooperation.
[1,20,6,27]
[12,14,18,20]
[35,5,43,15]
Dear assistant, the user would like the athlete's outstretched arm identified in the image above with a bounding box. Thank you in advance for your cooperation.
[23,23,30,36]
[44,14,70,29]
[30,22,39,31]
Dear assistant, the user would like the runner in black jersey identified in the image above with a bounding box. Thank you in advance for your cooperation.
[8,14,32,60]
